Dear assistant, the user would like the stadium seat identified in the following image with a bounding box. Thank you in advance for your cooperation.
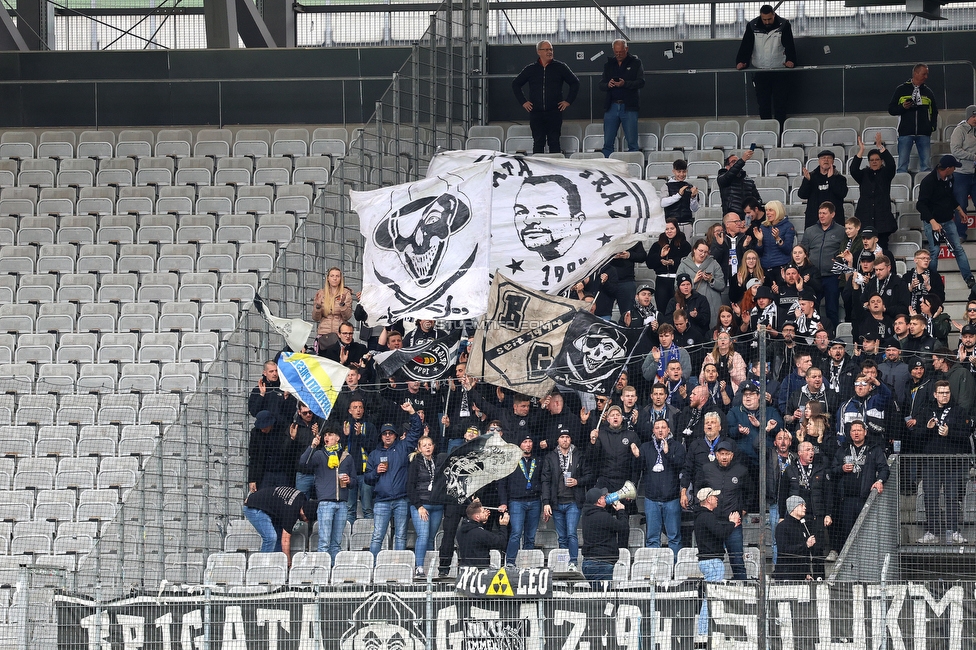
[741,119,780,149]
[0,188,36,218]
[19,159,57,189]
[254,157,292,187]
[701,120,740,151]
[135,157,175,187]
[37,131,76,159]
[117,129,155,159]
[156,129,193,158]
[0,131,36,159]
[178,272,218,302]
[236,185,273,215]
[234,129,272,158]
[310,127,348,159]
[97,215,137,245]
[275,185,313,216]
[37,189,75,217]
[289,552,332,585]
[245,552,289,590]
[58,159,96,189]
[331,550,373,584]
[194,129,233,159]
[174,157,214,187]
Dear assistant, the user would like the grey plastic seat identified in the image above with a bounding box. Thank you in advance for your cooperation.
[58,158,96,189]
[37,131,76,159]
[56,272,96,304]
[117,186,156,215]
[157,243,196,274]
[193,129,232,159]
[155,129,193,158]
[174,157,213,188]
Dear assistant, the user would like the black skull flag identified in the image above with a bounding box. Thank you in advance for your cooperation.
[467,273,587,398]
[546,311,635,394]
[430,433,522,504]
[351,164,492,325]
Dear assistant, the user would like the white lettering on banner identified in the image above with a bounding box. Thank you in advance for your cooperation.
[118,614,145,649]
[614,604,641,650]
[909,584,964,650]
[181,609,203,650]
[222,606,247,649]
[79,611,110,650]
[553,609,588,650]
[155,613,173,649]
[649,611,672,650]
[436,605,462,650]
[257,609,291,649]
[298,603,326,650]
[815,583,864,648]
[867,584,908,650]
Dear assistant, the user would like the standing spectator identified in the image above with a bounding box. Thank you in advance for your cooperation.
[917,155,974,286]
[599,39,645,157]
[889,63,939,174]
[646,220,692,313]
[906,248,944,313]
[781,440,834,566]
[580,487,629,584]
[541,431,589,571]
[292,404,323,498]
[803,201,847,327]
[243,486,318,564]
[756,201,796,277]
[637,383,682,440]
[799,151,848,229]
[633,418,686,555]
[248,361,294,422]
[949,105,976,223]
[661,161,700,237]
[723,211,759,283]
[718,150,762,218]
[512,40,580,154]
[694,487,741,637]
[407,436,444,576]
[830,421,888,551]
[312,267,354,339]
[248,410,299,491]
[364,403,424,557]
[774,496,817,580]
[597,242,648,319]
[701,332,747,393]
[677,239,726,330]
[730,250,765,307]
[342,398,377,524]
[765,429,796,564]
[735,4,796,125]
[698,440,750,579]
[321,322,369,366]
[457,500,510,567]
[438,426,483,575]
[850,133,897,252]
[498,435,543,566]
[917,380,970,544]
[299,429,356,561]
[402,319,439,348]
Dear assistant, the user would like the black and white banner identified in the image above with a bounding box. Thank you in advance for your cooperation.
[431,432,523,504]
[467,273,586,398]
[374,329,463,381]
[56,586,698,650]
[546,311,635,395]
[352,164,492,325]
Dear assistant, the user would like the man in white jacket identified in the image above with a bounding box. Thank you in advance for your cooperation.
[735,5,796,126]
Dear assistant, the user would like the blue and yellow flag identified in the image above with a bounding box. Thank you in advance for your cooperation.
[276,352,350,419]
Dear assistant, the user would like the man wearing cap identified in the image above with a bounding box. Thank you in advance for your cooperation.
[580,486,630,583]
[632,418,686,554]
[799,151,848,229]
[917,380,971,544]
[774,496,817,580]
[780,440,834,566]
[837,372,892,445]
[917,154,974,287]
[901,358,932,459]
[248,409,301,492]
[802,202,846,327]
[542,429,589,570]
[931,347,976,414]
[697,438,749,579]
[457,500,511,567]
[950,105,976,228]
[498,434,543,565]
[694,486,741,635]
[830,420,888,551]
[878,340,911,405]
[889,63,938,174]
[728,383,783,477]
[538,391,584,450]
[957,323,976,375]
[365,402,424,557]
[243,486,318,565]
[588,405,639,534]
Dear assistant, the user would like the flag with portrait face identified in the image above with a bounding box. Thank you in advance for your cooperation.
[467,273,586,398]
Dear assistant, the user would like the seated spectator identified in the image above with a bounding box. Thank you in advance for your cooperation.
[730,249,765,307]
[312,266,354,339]
[633,418,685,555]
[243,486,318,564]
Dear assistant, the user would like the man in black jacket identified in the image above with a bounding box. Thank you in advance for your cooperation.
[693,487,741,636]
[633,419,686,555]
[888,63,938,174]
[780,441,833,568]
[830,420,889,551]
[698,439,749,579]
[498,435,543,566]
[718,150,762,218]
[580,487,629,584]
[774,496,816,580]
[917,154,973,286]
[456,500,510,567]
[512,40,580,154]
[798,151,848,228]
[248,409,300,491]
[541,430,589,570]
[599,39,645,157]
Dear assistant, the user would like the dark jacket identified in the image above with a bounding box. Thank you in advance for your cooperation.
[248,379,295,422]
[798,170,848,228]
[850,149,897,234]
[407,452,442,508]
[916,169,960,225]
[467,386,541,445]
[364,413,424,501]
[456,518,509,567]
[774,515,815,580]
[802,220,847,277]
[580,503,629,561]
[587,421,638,490]
[919,401,971,454]
[693,507,735,561]
[717,158,762,217]
[830,441,890,500]
[299,444,358,502]
[699,460,749,517]
[888,80,938,137]
[541,446,589,507]
[247,425,300,487]
[599,53,645,111]
[498,455,543,505]
[243,486,309,532]
[637,436,686,502]
[779,454,833,519]
[512,59,581,112]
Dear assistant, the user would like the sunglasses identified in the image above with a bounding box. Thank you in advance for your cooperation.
[854,381,868,387]
[488,426,502,432]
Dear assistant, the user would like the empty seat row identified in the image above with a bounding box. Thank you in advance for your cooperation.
[0,360,203,394]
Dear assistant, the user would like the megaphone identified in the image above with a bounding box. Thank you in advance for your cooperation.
[605,481,637,505]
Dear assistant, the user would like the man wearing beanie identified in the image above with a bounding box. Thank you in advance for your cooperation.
[498,434,542,566]
[773,495,816,580]
[580,487,629,585]
[798,150,848,228]
[950,105,976,231]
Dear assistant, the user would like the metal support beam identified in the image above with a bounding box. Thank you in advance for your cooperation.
[15,0,53,49]
[0,7,29,50]
[203,0,276,48]
[261,0,295,47]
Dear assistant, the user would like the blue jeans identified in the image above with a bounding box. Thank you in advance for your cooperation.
[820,275,840,329]
[552,502,580,562]
[954,172,976,238]
[581,558,615,587]
[924,218,973,281]
[410,503,445,567]
[346,480,373,525]
[317,500,348,560]
[243,506,280,552]
[644,498,681,557]
[505,499,541,563]
[370,498,409,556]
[897,134,931,173]
[295,473,316,499]
[726,525,746,580]
[697,558,726,635]
[602,104,639,157]
[769,504,779,565]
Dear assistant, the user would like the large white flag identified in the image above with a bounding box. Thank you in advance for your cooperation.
[428,150,665,294]
[351,162,493,326]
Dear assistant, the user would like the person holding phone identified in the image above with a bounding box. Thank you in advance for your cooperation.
[888,63,939,174]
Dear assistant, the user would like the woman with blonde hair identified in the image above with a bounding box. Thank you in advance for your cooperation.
[730,248,765,304]
[312,267,354,337]
[794,400,834,455]
[755,200,795,274]
[700,331,746,392]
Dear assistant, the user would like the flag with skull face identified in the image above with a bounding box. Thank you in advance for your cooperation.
[351,163,492,326]
[546,311,635,395]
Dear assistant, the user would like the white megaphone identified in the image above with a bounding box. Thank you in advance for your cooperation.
[605,481,637,505]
